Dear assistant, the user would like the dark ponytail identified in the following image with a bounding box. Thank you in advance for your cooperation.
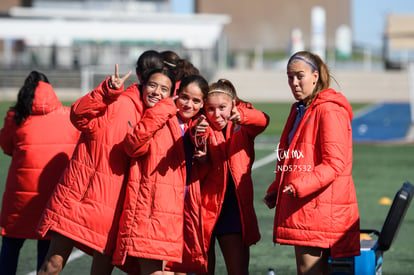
[12,71,49,125]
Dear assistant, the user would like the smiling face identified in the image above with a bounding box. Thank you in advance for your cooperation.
[205,93,233,131]
[287,60,319,104]
[176,82,204,123]
[142,73,172,108]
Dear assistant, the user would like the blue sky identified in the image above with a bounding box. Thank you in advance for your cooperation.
[171,0,194,14]
[352,0,414,49]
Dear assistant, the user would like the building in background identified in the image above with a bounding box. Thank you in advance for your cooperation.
[198,0,351,67]
[0,0,230,91]
[2,0,413,85]
[0,0,352,71]
[198,0,350,52]
[383,14,414,70]
[0,0,413,104]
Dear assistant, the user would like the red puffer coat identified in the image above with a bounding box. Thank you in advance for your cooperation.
[167,103,269,273]
[200,102,268,247]
[0,81,80,239]
[113,98,189,269]
[37,79,143,254]
[267,89,360,258]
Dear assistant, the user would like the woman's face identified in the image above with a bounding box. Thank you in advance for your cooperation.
[176,82,204,122]
[205,93,233,131]
[287,60,319,104]
[142,73,172,108]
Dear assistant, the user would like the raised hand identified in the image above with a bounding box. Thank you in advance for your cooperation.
[194,114,209,149]
[171,95,180,112]
[229,100,241,124]
[108,64,132,91]
[195,114,209,134]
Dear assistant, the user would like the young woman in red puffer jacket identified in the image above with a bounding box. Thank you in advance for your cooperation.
[37,50,166,275]
[180,79,269,275]
[264,51,360,275]
[113,73,209,275]
[0,71,80,274]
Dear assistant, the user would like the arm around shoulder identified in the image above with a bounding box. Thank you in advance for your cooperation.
[123,98,177,157]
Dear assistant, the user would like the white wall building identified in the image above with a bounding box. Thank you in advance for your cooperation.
[0,1,230,80]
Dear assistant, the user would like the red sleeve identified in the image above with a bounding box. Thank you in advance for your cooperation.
[70,77,124,133]
[123,98,177,157]
[237,103,270,137]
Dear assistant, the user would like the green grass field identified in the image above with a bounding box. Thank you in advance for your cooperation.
[0,100,413,274]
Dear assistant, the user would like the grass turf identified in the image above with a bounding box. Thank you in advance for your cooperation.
[0,101,412,274]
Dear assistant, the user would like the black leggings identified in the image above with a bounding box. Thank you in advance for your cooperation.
[0,236,50,274]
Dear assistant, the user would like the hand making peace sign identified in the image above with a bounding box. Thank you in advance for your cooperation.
[108,64,132,96]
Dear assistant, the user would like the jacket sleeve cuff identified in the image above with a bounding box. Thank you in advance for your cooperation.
[102,77,124,102]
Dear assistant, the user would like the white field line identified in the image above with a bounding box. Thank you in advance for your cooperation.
[252,151,277,170]
[353,102,383,119]
[27,151,277,275]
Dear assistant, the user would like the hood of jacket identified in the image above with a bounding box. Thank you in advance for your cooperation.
[310,88,353,121]
[121,83,145,116]
[31,81,62,115]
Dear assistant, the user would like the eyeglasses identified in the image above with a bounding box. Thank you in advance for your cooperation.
[145,81,171,94]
